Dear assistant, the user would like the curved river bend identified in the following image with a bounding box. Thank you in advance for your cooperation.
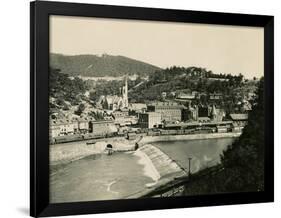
[50,137,235,203]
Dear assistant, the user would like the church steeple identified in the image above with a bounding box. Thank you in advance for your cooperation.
[122,75,128,108]
[211,104,217,120]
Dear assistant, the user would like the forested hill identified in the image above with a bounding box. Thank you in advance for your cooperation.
[50,53,161,77]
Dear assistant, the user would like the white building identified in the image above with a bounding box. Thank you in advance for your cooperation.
[139,112,162,129]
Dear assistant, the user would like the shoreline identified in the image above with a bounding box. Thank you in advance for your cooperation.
[138,132,241,146]
[50,132,241,167]
[50,137,136,166]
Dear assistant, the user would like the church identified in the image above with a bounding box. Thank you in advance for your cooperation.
[98,76,129,111]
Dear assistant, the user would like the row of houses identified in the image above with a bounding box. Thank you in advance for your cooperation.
[49,117,118,138]
[49,100,249,139]
[176,92,223,101]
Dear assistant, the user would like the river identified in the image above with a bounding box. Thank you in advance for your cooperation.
[50,137,235,203]
[151,137,235,173]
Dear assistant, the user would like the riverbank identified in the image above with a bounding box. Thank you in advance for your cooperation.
[50,132,241,167]
[138,132,241,146]
[50,137,137,166]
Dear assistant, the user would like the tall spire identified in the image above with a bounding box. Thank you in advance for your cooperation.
[211,104,217,120]
[123,75,128,108]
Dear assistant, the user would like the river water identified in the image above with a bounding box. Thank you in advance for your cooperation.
[50,137,235,203]
[151,138,235,174]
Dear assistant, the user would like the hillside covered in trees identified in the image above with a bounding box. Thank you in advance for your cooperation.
[50,53,161,77]
[128,66,255,110]
[49,68,89,112]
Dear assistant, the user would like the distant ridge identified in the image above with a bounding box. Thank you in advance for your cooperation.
[50,53,161,77]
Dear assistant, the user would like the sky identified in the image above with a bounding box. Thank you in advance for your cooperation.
[50,15,264,79]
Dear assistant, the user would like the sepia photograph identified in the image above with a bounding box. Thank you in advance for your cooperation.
[49,15,265,203]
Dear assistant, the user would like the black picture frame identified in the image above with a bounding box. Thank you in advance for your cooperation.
[30,1,274,217]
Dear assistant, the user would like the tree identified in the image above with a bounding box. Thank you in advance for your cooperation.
[220,77,264,192]
[75,103,85,116]
[49,67,88,107]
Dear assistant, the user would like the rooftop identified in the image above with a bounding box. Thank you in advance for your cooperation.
[229,113,248,120]
[148,101,186,109]
[140,112,161,116]
[164,120,233,128]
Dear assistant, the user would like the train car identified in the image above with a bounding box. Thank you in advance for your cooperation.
[83,133,103,140]
[159,130,168,135]
[53,134,84,144]
[166,130,178,135]
[197,129,213,134]
[84,131,119,140]
[177,129,185,135]
[216,126,228,133]
[92,133,106,139]
[117,132,125,137]
[147,130,161,136]
[106,132,115,138]
[184,129,194,134]
[159,129,176,135]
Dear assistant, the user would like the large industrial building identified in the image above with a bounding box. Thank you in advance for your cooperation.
[138,112,162,129]
[147,102,185,122]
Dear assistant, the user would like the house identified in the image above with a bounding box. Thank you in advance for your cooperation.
[112,108,137,126]
[49,118,76,137]
[182,105,198,121]
[198,117,211,123]
[138,112,162,129]
[209,93,223,100]
[128,103,147,115]
[89,120,118,136]
[229,113,248,127]
[77,118,90,134]
[114,115,138,126]
[112,109,128,119]
[176,93,196,100]
[49,120,61,138]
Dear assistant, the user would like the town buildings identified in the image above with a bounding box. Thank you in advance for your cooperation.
[209,92,223,100]
[111,108,138,126]
[182,105,198,121]
[49,118,91,138]
[97,76,129,110]
[49,117,118,139]
[147,102,185,122]
[128,103,147,115]
[229,113,248,127]
[89,120,118,136]
[139,112,162,129]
